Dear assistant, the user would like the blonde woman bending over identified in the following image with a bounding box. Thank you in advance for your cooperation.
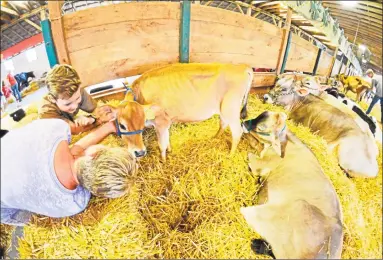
[1,119,137,226]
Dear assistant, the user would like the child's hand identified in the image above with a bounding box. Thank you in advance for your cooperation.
[93,105,116,123]
[75,115,95,127]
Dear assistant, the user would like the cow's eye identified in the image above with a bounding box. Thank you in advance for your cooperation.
[119,124,126,130]
[257,124,267,131]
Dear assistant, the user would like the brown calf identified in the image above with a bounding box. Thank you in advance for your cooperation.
[115,63,253,160]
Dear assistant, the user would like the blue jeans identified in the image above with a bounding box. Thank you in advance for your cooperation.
[366,95,383,122]
[10,84,22,102]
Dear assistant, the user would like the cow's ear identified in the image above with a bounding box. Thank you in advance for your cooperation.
[319,84,330,91]
[142,104,160,120]
[124,91,135,102]
[271,138,282,157]
[296,88,309,96]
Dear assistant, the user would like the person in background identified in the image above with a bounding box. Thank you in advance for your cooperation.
[39,64,115,134]
[6,71,22,103]
[365,69,383,123]
[2,80,12,99]
[1,85,7,113]
[1,118,137,226]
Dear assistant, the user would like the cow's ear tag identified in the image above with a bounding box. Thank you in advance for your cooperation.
[143,106,156,120]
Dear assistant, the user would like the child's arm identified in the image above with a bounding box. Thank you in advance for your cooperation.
[70,121,116,156]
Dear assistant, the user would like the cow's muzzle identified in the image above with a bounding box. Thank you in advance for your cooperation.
[263,94,273,104]
[134,149,147,158]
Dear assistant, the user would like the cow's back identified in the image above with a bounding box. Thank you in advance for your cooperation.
[252,132,343,258]
[263,132,341,220]
[290,95,363,144]
[132,63,251,122]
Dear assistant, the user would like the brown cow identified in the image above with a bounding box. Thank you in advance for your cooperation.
[336,73,371,102]
[113,63,253,160]
[241,111,343,259]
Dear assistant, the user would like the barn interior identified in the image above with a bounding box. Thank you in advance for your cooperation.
[1,1,382,259]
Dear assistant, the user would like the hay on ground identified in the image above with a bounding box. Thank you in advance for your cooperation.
[21,82,41,98]
[1,95,381,259]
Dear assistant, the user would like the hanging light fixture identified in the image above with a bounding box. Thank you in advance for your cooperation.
[359,44,366,51]
[341,1,358,7]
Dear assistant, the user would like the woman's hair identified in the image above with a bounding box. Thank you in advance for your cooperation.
[75,147,138,198]
[46,64,81,100]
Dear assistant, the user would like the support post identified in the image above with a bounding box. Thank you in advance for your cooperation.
[327,46,339,77]
[41,18,58,67]
[47,1,71,64]
[276,8,292,75]
[338,53,345,74]
[280,31,292,74]
[179,0,191,63]
[246,3,252,16]
[312,48,322,76]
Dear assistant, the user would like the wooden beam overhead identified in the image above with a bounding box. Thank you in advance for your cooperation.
[17,22,32,36]
[2,33,15,44]
[6,1,21,14]
[1,6,46,32]
[336,20,383,37]
[258,1,280,8]
[342,29,382,41]
[1,6,19,16]
[329,10,382,25]
[236,3,244,14]
[24,18,42,31]
[343,31,383,45]
[323,2,383,19]
[334,16,382,30]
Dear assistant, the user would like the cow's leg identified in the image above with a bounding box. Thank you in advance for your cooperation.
[155,126,170,161]
[220,93,243,155]
[153,114,172,161]
[214,118,228,138]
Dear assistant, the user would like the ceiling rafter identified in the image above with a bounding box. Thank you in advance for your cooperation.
[24,18,42,31]
[323,2,382,18]
[1,5,47,32]
[1,6,19,16]
[329,10,382,25]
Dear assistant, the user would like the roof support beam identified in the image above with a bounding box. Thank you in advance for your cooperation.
[1,6,19,17]
[12,29,24,41]
[329,10,382,25]
[25,18,42,31]
[323,3,383,19]
[1,6,47,32]
[2,33,16,45]
[17,23,32,36]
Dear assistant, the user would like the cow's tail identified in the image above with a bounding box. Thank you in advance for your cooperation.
[240,68,254,119]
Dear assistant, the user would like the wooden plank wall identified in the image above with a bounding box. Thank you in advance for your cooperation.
[189,5,283,68]
[63,2,181,86]
[285,33,318,73]
[317,51,333,76]
[59,2,330,88]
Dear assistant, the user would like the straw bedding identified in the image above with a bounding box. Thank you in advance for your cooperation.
[1,95,382,259]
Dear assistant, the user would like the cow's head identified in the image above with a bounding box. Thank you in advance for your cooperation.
[112,92,148,158]
[242,111,288,158]
[264,74,305,107]
[300,76,328,96]
[264,75,328,107]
